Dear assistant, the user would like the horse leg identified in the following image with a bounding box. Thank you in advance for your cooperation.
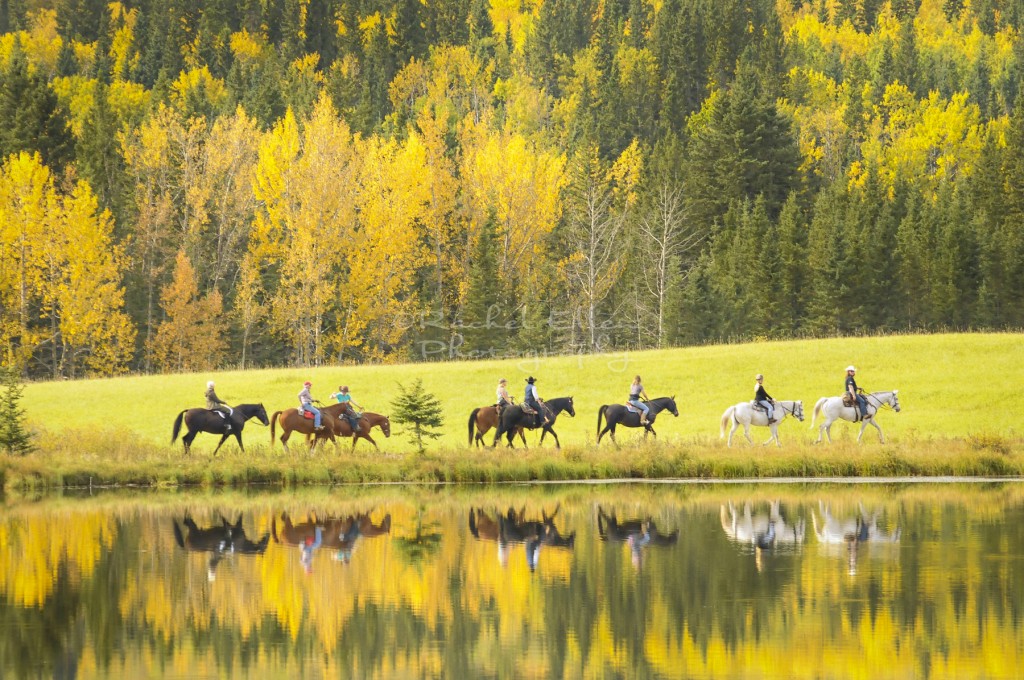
[235,430,245,452]
[362,434,378,450]
[728,420,739,447]
[212,433,230,456]
[280,430,291,453]
[518,428,527,447]
[743,423,754,446]
[182,430,198,455]
[548,428,560,449]
[866,419,884,443]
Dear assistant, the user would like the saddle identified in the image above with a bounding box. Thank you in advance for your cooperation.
[300,407,315,420]
[750,400,768,413]
[842,394,855,407]
[521,403,537,415]
[625,402,642,414]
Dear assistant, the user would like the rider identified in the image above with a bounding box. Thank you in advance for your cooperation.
[754,373,775,424]
[298,380,323,431]
[495,378,512,419]
[205,380,232,432]
[524,376,550,426]
[845,365,868,420]
[330,385,362,432]
[628,375,651,425]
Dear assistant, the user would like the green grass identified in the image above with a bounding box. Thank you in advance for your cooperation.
[5,332,1023,489]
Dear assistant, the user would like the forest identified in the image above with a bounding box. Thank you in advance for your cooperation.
[1,0,1023,377]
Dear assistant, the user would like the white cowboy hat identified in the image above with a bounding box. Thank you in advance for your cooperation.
[846,365,856,372]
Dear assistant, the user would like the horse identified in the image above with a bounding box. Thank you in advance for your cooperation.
[720,400,804,447]
[319,403,392,451]
[270,406,339,453]
[596,396,679,445]
[492,397,576,449]
[171,403,269,455]
[468,405,526,448]
[172,514,270,580]
[469,506,574,571]
[810,390,901,443]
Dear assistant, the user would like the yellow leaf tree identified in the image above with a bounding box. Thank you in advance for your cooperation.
[148,251,227,372]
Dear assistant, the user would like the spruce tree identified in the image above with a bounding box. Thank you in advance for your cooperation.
[0,366,32,456]
[461,217,505,357]
[391,379,444,454]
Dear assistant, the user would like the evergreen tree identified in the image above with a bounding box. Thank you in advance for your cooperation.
[0,366,32,456]
[461,218,506,357]
[0,45,74,173]
[391,379,444,454]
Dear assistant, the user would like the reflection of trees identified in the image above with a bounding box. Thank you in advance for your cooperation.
[394,504,442,567]
[1,489,1024,677]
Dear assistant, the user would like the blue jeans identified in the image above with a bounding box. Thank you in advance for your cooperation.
[304,404,321,427]
[855,395,867,418]
[758,400,774,420]
[629,399,650,418]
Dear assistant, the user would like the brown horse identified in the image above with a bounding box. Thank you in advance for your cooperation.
[468,405,526,448]
[270,407,338,453]
[313,403,392,451]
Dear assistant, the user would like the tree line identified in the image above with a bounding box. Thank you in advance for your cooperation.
[1,0,1023,377]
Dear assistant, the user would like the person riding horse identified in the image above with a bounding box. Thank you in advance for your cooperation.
[330,385,362,432]
[298,380,324,431]
[496,378,512,419]
[523,377,550,426]
[845,366,868,420]
[754,374,775,424]
[205,380,233,432]
[628,375,651,425]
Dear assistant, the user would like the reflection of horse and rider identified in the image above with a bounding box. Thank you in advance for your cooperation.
[468,506,575,572]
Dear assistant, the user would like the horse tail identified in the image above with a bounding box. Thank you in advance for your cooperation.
[597,405,607,438]
[270,411,282,445]
[468,408,480,446]
[171,410,186,444]
[720,406,735,439]
[810,398,827,429]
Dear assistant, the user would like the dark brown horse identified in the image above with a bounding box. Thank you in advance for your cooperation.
[171,403,269,455]
[468,405,526,448]
[270,407,338,453]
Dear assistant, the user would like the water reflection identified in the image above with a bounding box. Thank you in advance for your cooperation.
[596,505,678,570]
[171,514,270,581]
[271,511,392,572]
[1,484,1023,679]
[720,500,805,572]
[811,500,901,575]
[468,505,575,571]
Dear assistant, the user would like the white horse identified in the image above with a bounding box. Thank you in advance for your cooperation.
[720,400,804,447]
[810,390,900,444]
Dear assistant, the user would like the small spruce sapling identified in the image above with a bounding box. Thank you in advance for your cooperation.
[390,379,444,454]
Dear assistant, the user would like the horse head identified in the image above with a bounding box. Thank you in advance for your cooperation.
[566,397,575,418]
[793,400,805,422]
[380,415,391,437]
[255,403,270,426]
[665,396,679,417]
[890,390,901,412]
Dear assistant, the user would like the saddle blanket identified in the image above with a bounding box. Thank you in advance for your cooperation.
[300,409,314,420]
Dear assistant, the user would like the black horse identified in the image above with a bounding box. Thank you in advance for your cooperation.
[171,403,270,455]
[492,396,576,449]
[597,396,679,444]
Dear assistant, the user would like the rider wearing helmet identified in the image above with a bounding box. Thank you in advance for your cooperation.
[754,374,775,424]
[845,366,868,420]
[205,380,233,431]
[299,380,323,431]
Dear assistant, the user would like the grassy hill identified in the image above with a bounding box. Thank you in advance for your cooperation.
[20,332,1023,449]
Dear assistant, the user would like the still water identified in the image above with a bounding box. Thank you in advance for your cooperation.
[1,481,1022,679]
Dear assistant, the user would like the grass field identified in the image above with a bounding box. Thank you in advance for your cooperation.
[5,332,1023,488]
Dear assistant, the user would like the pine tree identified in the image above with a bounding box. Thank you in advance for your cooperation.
[0,366,32,456]
[391,379,444,454]
[461,216,506,357]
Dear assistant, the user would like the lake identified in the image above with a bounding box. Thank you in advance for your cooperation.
[1,481,1022,679]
